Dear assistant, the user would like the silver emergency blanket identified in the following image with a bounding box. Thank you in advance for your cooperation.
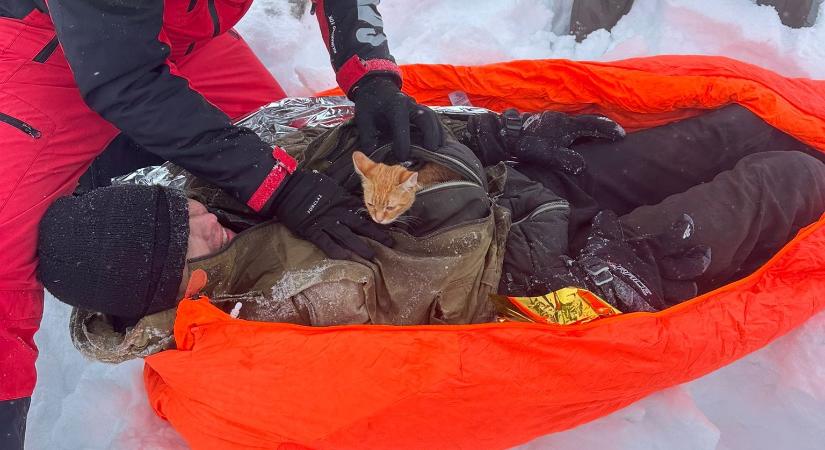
[235,96,356,145]
[111,96,494,187]
[111,164,189,189]
[234,96,494,145]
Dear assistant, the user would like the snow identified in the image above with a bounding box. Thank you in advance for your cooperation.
[28,0,825,448]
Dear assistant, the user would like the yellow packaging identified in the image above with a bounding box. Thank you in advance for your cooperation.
[491,287,621,325]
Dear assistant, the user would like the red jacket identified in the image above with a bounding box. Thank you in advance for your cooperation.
[0,0,401,401]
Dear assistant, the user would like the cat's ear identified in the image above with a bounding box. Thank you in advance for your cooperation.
[399,171,419,192]
[352,151,376,177]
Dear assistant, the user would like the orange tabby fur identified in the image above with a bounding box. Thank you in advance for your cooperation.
[352,151,460,224]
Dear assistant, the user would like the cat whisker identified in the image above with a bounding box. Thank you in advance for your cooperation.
[394,215,423,227]
[389,217,410,226]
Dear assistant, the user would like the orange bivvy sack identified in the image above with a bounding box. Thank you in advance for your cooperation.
[144,55,825,449]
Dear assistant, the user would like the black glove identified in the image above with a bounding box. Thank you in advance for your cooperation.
[517,109,625,174]
[535,211,711,312]
[519,109,626,149]
[272,170,393,260]
[581,210,711,311]
[352,76,443,161]
[631,213,715,302]
[465,109,625,174]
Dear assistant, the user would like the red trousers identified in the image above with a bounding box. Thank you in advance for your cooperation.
[0,11,285,401]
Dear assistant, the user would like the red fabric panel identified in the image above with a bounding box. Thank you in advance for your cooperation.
[0,290,43,400]
[162,0,253,62]
[0,14,119,399]
[336,55,402,95]
[146,56,825,449]
[176,30,287,120]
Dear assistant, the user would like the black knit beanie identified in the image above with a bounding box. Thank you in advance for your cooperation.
[37,185,190,320]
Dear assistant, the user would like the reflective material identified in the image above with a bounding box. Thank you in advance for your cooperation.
[111,163,189,190]
[235,96,356,145]
[112,97,496,186]
[234,96,494,145]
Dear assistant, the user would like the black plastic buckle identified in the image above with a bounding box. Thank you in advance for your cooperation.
[581,257,614,286]
[500,108,523,142]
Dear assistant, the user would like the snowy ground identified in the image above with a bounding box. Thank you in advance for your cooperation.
[28,1,825,449]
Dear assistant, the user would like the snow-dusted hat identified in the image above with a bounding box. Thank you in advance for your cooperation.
[37,185,189,321]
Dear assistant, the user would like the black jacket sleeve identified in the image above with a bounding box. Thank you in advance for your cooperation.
[46,0,287,211]
[312,0,402,97]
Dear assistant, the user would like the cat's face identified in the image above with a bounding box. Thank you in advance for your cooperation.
[352,151,419,224]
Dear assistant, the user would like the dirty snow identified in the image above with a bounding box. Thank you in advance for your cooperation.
[29,0,825,449]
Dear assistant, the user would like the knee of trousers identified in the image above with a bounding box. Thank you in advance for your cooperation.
[738,150,825,210]
[740,150,825,181]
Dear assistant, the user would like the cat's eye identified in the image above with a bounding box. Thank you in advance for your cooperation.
[386,206,397,211]
[367,202,375,207]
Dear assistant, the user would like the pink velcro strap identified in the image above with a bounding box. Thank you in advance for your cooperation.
[272,145,297,172]
[247,146,297,212]
[336,55,402,96]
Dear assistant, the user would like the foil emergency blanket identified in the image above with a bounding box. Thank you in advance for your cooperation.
[112,96,493,187]
[235,96,493,145]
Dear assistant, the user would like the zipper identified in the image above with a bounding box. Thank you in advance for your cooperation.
[367,144,485,187]
[425,152,484,186]
[207,0,220,37]
[0,112,41,138]
[33,37,59,63]
[512,200,569,225]
[417,180,481,195]
[187,0,198,12]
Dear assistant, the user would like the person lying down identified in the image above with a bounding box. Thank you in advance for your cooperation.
[36,104,825,362]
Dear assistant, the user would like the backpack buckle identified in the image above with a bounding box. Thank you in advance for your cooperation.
[580,257,614,286]
[500,108,523,144]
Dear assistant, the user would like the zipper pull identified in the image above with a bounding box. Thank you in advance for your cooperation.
[310,2,317,15]
[184,269,208,300]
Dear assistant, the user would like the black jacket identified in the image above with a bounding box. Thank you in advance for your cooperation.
[2,0,401,215]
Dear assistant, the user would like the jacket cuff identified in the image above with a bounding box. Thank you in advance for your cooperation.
[337,55,402,98]
[246,146,297,213]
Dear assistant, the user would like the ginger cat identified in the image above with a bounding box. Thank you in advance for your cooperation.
[352,151,460,224]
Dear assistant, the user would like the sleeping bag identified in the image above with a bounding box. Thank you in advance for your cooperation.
[143,55,825,449]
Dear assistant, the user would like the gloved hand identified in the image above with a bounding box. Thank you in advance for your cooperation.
[534,211,711,312]
[579,210,711,311]
[465,109,625,174]
[272,170,393,260]
[629,213,714,303]
[352,76,443,161]
[516,109,626,174]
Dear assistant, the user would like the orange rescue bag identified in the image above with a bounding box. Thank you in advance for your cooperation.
[144,55,825,449]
